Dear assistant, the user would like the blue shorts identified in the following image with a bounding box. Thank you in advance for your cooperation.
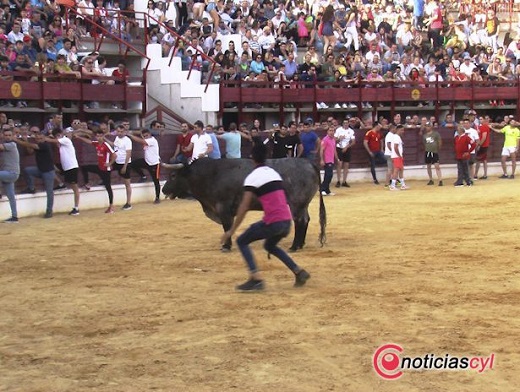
[206,2,216,12]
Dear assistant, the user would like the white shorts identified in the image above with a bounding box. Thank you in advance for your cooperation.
[502,146,517,157]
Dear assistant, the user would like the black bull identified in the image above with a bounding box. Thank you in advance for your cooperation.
[162,158,326,251]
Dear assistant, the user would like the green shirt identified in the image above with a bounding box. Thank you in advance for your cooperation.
[501,125,520,148]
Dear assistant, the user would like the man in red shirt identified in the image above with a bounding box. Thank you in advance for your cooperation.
[75,129,117,213]
[170,122,193,164]
[475,115,491,179]
[363,122,386,185]
[454,126,476,187]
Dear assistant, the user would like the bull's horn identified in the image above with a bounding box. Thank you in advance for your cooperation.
[161,163,184,170]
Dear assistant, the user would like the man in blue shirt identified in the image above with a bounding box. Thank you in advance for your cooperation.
[282,52,298,79]
[299,119,320,163]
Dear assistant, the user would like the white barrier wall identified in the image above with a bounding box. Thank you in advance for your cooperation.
[1,183,161,220]
[1,163,506,220]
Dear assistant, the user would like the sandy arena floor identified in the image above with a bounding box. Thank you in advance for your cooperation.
[1,177,519,391]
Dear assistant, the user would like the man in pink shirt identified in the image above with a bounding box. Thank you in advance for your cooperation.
[320,125,338,196]
[221,144,310,292]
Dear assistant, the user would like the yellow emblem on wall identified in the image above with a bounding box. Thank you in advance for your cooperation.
[11,83,22,98]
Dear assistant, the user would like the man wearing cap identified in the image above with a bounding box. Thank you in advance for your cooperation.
[459,55,476,78]
[490,117,520,179]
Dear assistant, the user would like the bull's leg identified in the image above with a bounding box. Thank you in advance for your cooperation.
[289,211,310,252]
[221,217,234,252]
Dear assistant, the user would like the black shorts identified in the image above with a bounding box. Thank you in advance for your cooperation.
[477,147,488,162]
[114,163,132,179]
[336,147,352,163]
[468,154,476,165]
[425,152,440,164]
[63,168,78,184]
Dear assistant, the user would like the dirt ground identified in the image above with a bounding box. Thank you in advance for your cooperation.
[1,177,519,392]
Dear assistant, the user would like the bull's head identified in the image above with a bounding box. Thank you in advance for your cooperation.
[161,163,191,199]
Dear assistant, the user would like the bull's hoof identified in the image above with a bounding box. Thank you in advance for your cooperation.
[221,246,231,253]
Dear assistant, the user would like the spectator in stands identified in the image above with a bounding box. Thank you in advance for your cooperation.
[250,52,265,75]
[54,53,81,79]
[485,9,500,51]
[7,22,24,44]
[174,0,189,28]
[57,38,75,64]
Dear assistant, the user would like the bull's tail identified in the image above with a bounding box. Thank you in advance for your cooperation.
[318,189,327,246]
[317,168,327,247]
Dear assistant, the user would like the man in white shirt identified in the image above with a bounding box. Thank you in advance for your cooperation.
[384,125,397,186]
[271,11,285,29]
[7,23,24,44]
[459,56,476,78]
[47,129,80,215]
[189,120,213,163]
[334,118,356,188]
[389,125,408,190]
[128,128,162,204]
[113,124,133,210]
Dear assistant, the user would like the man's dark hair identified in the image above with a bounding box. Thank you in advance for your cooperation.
[251,143,267,164]
[194,120,204,129]
[94,129,105,135]
[51,128,63,137]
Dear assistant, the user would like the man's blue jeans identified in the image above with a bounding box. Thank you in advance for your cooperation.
[0,171,19,218]
[24,166,55,213]
[237,220,298,274]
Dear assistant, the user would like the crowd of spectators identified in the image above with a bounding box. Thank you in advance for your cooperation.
[0,0,138,108]
[155,0,520,92]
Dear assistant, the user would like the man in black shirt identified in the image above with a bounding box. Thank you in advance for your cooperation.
[270,124,289,158]
[15,128,55,218]
[285,121,303,158]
